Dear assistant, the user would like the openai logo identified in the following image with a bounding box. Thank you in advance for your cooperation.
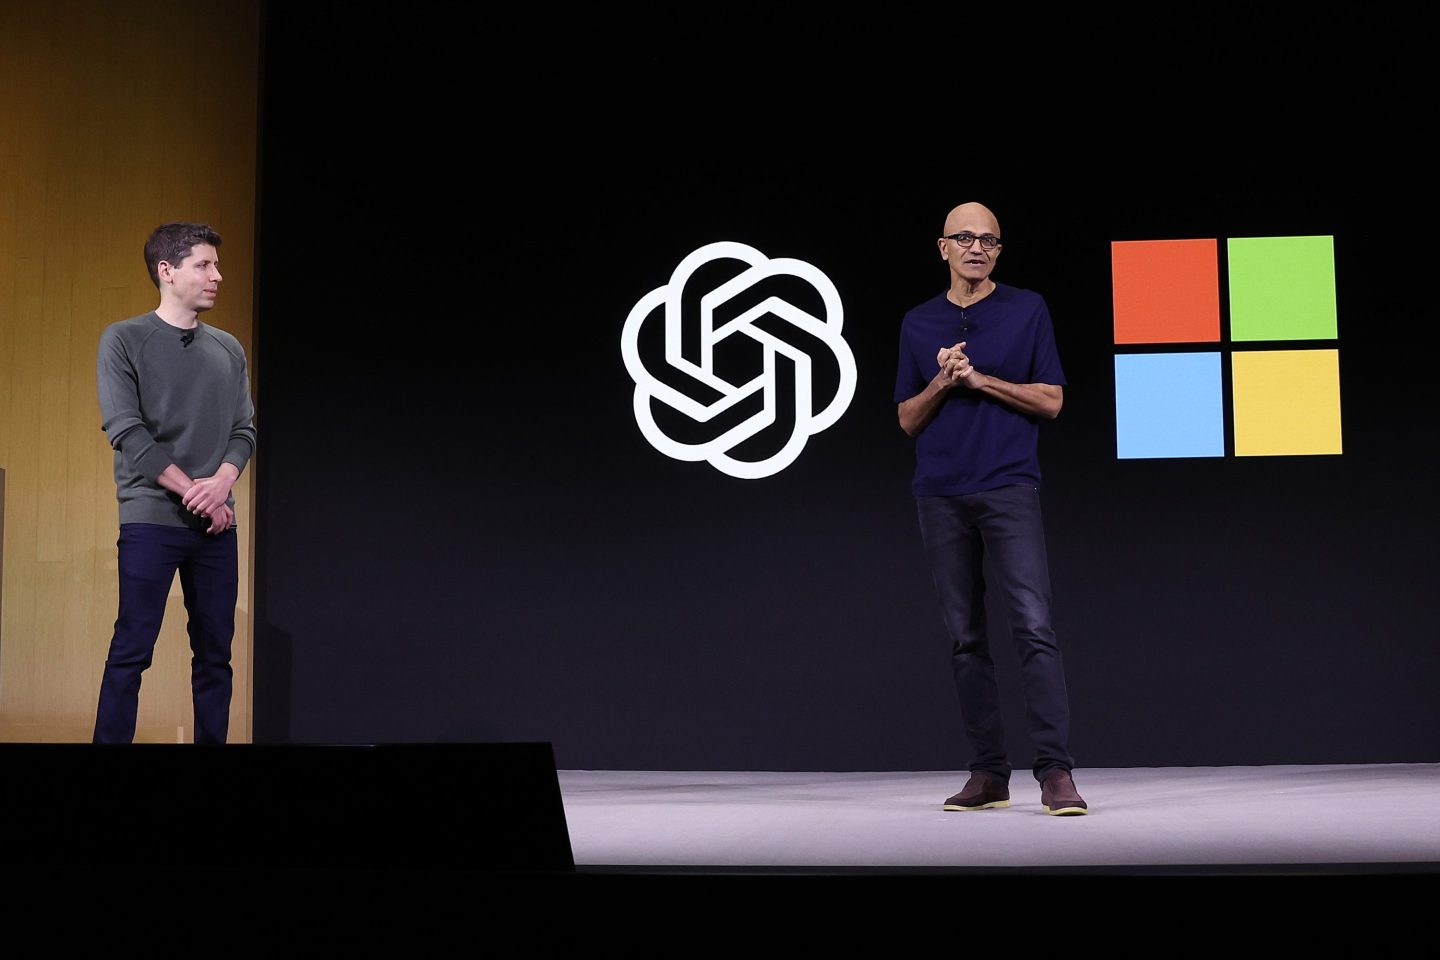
[621,241,856,479]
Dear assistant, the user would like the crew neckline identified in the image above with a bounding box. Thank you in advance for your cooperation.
[149,311,202,334]
[946,281,1003,310]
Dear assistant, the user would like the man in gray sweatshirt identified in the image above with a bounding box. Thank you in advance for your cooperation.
[93,222,256,743]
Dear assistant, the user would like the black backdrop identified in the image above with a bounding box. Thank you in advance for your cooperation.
[253,5,1438,768]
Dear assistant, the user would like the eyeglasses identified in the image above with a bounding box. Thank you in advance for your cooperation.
[945,232,1002,250]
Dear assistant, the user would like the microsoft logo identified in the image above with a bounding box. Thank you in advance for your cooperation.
[1112,236,1341,459]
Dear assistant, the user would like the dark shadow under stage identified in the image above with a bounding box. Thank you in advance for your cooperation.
[3,746,1434,881]
[559,764,1440,876]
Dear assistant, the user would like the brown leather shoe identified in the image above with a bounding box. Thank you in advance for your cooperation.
[1039,769,1088,816]
[943,771,1011,811]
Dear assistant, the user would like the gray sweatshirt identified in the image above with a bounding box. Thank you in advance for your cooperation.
[97,311,256,528]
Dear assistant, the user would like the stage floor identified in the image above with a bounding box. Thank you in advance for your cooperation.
[558,764,1440,874]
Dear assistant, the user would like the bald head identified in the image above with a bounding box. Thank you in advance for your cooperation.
[943,202,1001,238]
[938,201,1003,290]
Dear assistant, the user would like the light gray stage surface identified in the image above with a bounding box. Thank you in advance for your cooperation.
[558,764,1440,871]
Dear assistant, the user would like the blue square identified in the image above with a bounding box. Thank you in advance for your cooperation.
[1115,353,1224,459]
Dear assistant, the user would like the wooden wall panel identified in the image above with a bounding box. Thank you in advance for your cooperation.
[0,0,260,742]
[0,469,5,646]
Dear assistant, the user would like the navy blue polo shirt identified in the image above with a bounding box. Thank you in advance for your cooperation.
[894,283,1066,496]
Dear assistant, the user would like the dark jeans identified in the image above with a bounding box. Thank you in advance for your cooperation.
[917,484,1073,782]
[94,522,238,744]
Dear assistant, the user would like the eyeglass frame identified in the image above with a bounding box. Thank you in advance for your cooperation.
[943,232,1002,250]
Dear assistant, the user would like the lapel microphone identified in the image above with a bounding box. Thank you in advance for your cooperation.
[181,330,195,347]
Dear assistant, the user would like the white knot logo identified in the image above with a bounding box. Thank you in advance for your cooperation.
[621,241,856,479]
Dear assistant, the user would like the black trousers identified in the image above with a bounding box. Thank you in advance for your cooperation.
[917,484,1073,782]
[94,522,238,744]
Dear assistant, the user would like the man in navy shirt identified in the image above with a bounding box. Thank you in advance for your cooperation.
[895,202,1086,815]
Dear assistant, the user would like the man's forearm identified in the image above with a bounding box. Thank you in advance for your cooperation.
[971,375,1063,419]
[156,464,195,498]
[898,374,954,436]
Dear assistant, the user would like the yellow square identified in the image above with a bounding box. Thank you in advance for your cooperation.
[1232,350,1342,456]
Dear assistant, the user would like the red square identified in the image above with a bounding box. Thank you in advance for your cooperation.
[1112,239,1221,344]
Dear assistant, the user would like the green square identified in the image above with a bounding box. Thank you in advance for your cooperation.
[1227,236,1336,341]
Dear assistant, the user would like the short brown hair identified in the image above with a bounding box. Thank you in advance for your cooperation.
[143,222,222,288]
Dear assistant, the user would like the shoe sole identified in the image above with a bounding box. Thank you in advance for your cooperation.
[942,800,1011,811]
[1041,804,1088,816]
